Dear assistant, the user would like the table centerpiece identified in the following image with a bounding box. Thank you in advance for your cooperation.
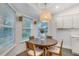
[40,28,46,41]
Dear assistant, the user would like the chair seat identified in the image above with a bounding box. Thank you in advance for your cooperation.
[27,48,43,56]
[48,46,60,54]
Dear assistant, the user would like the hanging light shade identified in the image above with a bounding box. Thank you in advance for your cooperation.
[40,3,52,23]
[40,9,52,22]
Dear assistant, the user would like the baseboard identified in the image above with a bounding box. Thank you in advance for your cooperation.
[63,47,71,50]
[72,52,79,55]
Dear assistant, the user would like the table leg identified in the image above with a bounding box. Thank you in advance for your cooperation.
[43,48,46,56]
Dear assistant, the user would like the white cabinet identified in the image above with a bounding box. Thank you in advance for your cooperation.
[71,32,79,54]
[72,37,79,54]
[56,14,79,29]
[56,15,72,28]
[63,16,72,28]
[56,16,63,28]
[73,14,79,28]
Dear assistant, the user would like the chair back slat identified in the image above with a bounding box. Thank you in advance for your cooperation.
[26,41,36,56]
[26,42,35,50]
[59,40,63,56]
[29,36,34,40]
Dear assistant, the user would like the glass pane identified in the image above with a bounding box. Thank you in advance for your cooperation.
[0,27,14,45]
[37,22,48,37]
[0,27,4,45]
[3,27,13,42]
[0,4,15,26]
[23,17,31,28]
[22,17,32,40]
[3,16,14,26]
[22,29,31,39]
[0,16,3,24]
[41,22,47,28]
[0,27,3,38]
[41,22,48,32]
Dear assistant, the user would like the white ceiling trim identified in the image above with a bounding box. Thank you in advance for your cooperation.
[55,3,79,15]
[27,4,40,14]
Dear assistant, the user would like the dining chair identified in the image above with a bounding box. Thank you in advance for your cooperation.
[29,36,35,40]
[46,36,52,39]
[25,41,44,56]
[47,40,63,56]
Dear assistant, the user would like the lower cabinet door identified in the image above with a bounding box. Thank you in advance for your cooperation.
[72,37,79,55]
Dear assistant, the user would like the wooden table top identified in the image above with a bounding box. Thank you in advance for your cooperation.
[28,38,58,48]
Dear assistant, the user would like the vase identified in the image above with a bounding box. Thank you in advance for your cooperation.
[41,33,46,41]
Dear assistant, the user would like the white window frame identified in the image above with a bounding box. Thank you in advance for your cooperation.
[0,3,16,55]
[21,16,33,43]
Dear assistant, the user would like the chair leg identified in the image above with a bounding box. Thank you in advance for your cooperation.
[43,48,47,56]
[48,52,52,56]
[44,48,46,56]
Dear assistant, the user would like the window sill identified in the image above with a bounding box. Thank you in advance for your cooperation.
[1,44,16,56]
[20,39,29,43]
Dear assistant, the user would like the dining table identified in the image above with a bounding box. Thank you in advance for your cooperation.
[27,37,58,56]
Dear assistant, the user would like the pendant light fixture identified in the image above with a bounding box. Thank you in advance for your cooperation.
[40,3,52,23]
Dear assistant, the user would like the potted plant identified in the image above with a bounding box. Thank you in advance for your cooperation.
[40,28,45,41]
[40,28,44,33]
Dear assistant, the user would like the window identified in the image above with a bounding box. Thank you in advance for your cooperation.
[22,17,32,40]
[0,4,15,55]
[37,21,48,37]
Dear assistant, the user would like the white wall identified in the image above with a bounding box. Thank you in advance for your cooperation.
[47,16,56,38]
[55,4,79,49]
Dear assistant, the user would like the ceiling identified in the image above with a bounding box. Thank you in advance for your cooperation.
[10,3,79,18]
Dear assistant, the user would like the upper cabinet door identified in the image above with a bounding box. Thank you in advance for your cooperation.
[56,15,73,28]
[63,15,73,28]
[56,16,63,28]
[73,14,79,28]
